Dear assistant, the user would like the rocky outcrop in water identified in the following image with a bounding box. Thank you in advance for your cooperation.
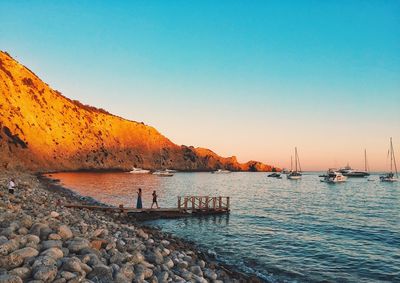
[0,51,277,172]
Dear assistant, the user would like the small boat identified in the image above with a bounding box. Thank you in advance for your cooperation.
[129,167,150,174]
[380,137,398,182]
[152,170,174,177]
[268,172,282,178]
[287,148,302,180]
[321,169,347,183]
[212,169,231,174]
[157,171,174,177]
[281,168,290,174]
[152,149,174,176]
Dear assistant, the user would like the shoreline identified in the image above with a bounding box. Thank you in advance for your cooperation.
[0,170,264,283]
[38,174,264,282]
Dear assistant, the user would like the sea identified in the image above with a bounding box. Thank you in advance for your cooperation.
[48,172,400,283]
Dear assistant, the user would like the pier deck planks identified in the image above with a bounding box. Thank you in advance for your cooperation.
[63,196,230,219]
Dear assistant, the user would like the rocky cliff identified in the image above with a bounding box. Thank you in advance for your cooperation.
[0,51,277,172]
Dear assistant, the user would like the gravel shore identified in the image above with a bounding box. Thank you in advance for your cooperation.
[0,171,262,283]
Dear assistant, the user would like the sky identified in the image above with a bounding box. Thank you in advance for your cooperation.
[1,0,399,171]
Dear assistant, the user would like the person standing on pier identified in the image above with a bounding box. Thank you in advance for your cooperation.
[136,188,142,209]
[151,190,159,209]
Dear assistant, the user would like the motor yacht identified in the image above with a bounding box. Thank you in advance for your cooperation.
[129,167,150,174]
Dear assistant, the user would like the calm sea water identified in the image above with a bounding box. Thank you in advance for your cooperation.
[49,172,400,283]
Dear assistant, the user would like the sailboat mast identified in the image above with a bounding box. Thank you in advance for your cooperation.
[390,138,393,173]
[290,155,293,171]
[364,149,367,172]
[298,148,302,172]
[391,137,398,177]
[295,147,298,172]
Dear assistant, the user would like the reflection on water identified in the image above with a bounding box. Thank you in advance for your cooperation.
[50,172,400,283]
[176,213,230,227]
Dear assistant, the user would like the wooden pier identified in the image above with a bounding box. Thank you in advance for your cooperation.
[64,196,230,220]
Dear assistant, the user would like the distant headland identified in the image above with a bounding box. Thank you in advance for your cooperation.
[0,51,277,172]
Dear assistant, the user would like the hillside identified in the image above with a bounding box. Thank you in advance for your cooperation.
[0,51,277,172]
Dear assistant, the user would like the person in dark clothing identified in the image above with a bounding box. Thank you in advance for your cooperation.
[151,190,159,209]
[136,188,143,209]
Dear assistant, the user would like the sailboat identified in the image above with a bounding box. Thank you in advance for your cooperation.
[380,138,398,182]
[287,147,302,180]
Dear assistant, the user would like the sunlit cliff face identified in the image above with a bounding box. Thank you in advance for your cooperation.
[0,51,276,172]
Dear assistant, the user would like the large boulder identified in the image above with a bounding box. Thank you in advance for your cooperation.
[62,257,82,273]
[9,247,38,259]
[9,267,31,280]
[0,239,20,256]
[33,265,58,282]
[0,274,23,283]
[58,225,73,240]
[40,240,62,251]
[87,264,113,283]
[0,253,24,270]
[41,247,64,259]
[67,238,90,253]
[29,223,52,240]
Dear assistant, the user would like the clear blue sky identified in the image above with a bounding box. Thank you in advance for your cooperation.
[1,1,399,170]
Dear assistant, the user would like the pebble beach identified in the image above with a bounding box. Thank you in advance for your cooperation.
[0,171,261,283]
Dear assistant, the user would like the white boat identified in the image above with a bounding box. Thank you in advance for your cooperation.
[129,167,150,174]
[287,147,302,180]
[380,137,398,182]
[157,171,174,177]
[321,169,347,183]
[338,151,370,177]
[152,170,174,177]
[212,169,231,174]
[152,149,174,176]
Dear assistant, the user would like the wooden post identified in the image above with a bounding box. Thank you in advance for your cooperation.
[226,197,230,210]
[212,197,216,209]
[184,197,188,210]
[192,196,195,211]
[205,196,209,210]
[178,196,181,210]
[219,196,222,209]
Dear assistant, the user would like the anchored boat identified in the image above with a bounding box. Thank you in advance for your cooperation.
[129,167,150,174]
[380,137,398,182]
[321,169,347,183]
[339,150,370,177]
[268,172,282,178]
[152,170,174,177]
[212,169,231,174]
[287,147,302,180]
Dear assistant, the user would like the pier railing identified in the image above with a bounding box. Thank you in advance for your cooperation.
[177,196,230,211]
